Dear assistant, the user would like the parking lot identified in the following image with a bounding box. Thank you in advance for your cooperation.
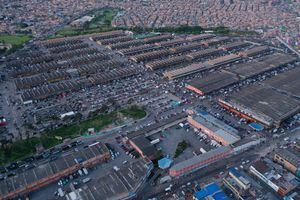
[1,29,300,200]
[151,125,216,163]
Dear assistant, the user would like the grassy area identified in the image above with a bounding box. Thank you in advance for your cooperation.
[0,106,146,166]
[120,105,146,119]
[0,34,32,54]
[55,7,120,37]
[126,25,231,35]
[126,26,204,35]
[174,140,189,158]
[45,112,117,139]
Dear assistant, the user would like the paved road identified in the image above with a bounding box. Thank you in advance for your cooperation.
[139,151,258,200]
[137,125,300,200]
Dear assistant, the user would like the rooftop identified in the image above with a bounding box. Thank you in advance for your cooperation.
[194,182,229,200]
[64,159,152,200]
[227,53,297,78]
[190,111,240,144]
[187,71,239,94]
[170,146,231,172]
[0,142,109,197]
[251,160,270,174]
[204,54,241,67]
[229,167,250,186]
[223,85,300,126]
[163,62,209,80]
[130,135,157,158]
[275,148,300,168]
[263,67,300,98]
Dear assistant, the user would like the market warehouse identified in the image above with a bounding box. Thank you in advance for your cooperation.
[219,86,300,127]
[186,71,239,95]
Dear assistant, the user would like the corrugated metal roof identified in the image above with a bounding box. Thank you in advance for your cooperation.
[170,146,231,171]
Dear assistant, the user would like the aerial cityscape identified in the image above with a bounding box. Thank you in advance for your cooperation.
[0,0,299,200]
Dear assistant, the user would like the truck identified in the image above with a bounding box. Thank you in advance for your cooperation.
[82,168,88,175]
[159,175,171,184]
[58,188,64,197]
[74,157,83,164]
[150,138,160,145]
[200,148,207,154]
[78,169,83,176]
[88,141,99,147]
[113,166,120,171]
[165,184,173,192]
[82,178,91,183]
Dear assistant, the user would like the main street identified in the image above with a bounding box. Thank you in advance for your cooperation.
[138,126,300,200]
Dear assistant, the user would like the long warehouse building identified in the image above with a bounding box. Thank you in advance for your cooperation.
[188,111,240,145]
[227,53,297,79]
[186,71,239,95]
[220,41,251,51]
[63,158,153,200]
[129,49,171,62]
[169,146,232,177]
[202,37,230,46]
[262,67,300,98]
[219,86,300,127]
[145,55,188,70]
[204,54,242,68]
[187,34,215,42]
[163,63,209,80]
[186,48,224,61]
[0,142,110,200]
[238,46,270,57]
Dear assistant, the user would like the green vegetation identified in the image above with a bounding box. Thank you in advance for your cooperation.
[120,105,146,119]
[125,25,231,35]
[55,7,120,37]
[46,112,117,139]
[2,137,40,163]
[174,140,189,158]
[0,34,32,54]
[125,26,203,35]
[0,106,146,166]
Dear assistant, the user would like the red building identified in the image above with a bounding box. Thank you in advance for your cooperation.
[169,146,231,177]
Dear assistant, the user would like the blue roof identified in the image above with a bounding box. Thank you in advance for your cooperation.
[194,189,210,199]
[194,183,227,200]
[213,191,229,200]
[229,167,242,178]
[205,183,220,194]
[249,122,264,131]
[158,158,172,169]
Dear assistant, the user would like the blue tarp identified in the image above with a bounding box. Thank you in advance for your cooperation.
[249,122,264,131]
[158,158,172,169]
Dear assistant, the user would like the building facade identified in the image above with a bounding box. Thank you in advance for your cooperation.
[188,113,240,145]
[169,146,231,177]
